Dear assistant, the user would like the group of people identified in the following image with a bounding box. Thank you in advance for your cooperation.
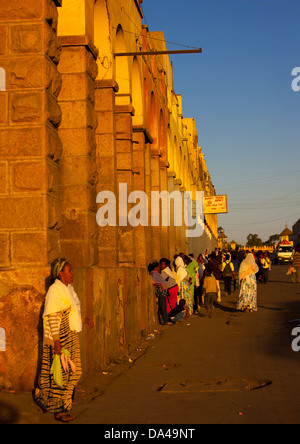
[148,248,263,323]
[32,246,300,423]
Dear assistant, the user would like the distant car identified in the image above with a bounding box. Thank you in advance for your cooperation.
[276,245,294,264]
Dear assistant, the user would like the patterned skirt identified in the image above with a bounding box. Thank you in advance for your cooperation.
[237,274,258,312]
[179,281,193,315]
[35,309,82,414]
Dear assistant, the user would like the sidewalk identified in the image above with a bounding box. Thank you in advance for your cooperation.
[1,265,300,424]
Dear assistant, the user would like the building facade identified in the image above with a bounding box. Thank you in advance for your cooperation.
[0,0,217,390]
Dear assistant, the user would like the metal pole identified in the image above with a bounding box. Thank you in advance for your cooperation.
[114,48,202,57]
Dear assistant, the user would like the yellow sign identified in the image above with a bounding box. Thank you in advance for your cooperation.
[204,195,228,214]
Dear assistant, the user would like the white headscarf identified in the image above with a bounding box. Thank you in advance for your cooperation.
[239,253,259,283]
[175,256,188,282]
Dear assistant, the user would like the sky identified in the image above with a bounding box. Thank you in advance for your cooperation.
[141,0,300,244]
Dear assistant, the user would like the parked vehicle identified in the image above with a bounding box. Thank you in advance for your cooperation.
[276,244,294,264]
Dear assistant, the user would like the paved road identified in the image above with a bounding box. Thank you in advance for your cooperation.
[77,265,300,425]
[1,265,300,425]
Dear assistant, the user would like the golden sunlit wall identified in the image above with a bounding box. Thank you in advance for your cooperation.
[0,0,217,391]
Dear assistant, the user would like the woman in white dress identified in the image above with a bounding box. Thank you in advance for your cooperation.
[175,256,193,315]
[237,253,259,312]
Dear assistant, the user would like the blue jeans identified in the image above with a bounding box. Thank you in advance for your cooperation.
[171,312,185,323]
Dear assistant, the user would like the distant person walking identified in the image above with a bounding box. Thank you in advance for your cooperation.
[237,253,259,312]
[231,253,241,291]
[292,246,300,284]
[202,266,218,318]
[208,252,222,302]
[260,252,271,284]
[221,254,235,295]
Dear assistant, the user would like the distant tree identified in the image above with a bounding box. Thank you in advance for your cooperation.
[246,233,263,247]
[264,234,280,246]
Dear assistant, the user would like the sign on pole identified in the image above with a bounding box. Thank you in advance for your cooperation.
[204,195,228,214]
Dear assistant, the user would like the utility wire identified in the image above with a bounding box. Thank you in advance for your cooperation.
[113,26,199,50]
[140,3,199,49]
[247,0,300,15]
[223,211,300,226]
[215,170,300,189]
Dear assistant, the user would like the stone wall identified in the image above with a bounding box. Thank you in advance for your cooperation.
[0,0,218,391]
[0,0,63,390]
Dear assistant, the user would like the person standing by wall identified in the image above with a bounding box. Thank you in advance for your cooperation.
[35,259,93,422]
[148,262,172,325]
[175,256,193,316]
[160,258,179,314]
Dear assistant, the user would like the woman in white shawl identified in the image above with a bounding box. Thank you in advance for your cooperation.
[237,253,259,312]
[175,256,193,315]
[35,258,92,422]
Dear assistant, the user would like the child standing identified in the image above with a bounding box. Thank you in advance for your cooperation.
[202,266,218,318]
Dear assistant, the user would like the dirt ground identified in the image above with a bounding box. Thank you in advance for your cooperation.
[1,264,300,425]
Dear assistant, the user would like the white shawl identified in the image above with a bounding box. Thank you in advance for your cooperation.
[239,254,259,283]
[44,279,82,334]
[175,257,188,282]
[162,266,176,279]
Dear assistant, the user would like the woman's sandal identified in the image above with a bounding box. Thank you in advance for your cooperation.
[55,413,75,423]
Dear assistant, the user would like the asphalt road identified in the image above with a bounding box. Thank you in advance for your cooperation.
[1,264,300,425]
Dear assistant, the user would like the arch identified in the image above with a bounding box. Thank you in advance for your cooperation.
[132,57,143,126]
[115,26,130,104]
[94,0,113,81]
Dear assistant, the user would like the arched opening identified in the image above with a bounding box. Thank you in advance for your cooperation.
[115,26,130,105]
[94,0,113,82]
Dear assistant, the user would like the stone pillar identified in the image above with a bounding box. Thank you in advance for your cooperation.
[0,0,63,391]
[115,104,136,266]
[180,185,189,254]
[58,40,98,268]
[174,178,182,254]
[160,160,169,259]
[94,79,119,268]
[145,142,154,265]
[150,147,162,260]
[57,38,99,372]
[167,171,176,259]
